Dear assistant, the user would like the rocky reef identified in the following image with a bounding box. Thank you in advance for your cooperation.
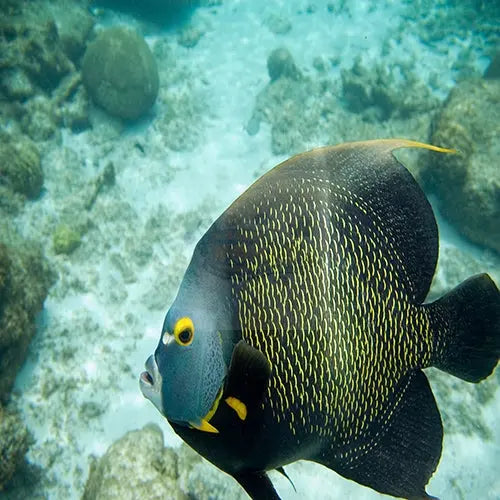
[0,222,52,490]
[0,405,30,491]
[0,132,43,200]
[0,230,53,402]
[82,26,159,120]
[421,78,500,254]
[0,0,94,140]
[247,47,437,157]
[83,423,245,500]
[341,57,439,122]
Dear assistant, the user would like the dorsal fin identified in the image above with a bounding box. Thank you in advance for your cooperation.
[196,139,454,304]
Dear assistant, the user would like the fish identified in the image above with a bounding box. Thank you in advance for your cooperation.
[140,139,500,500]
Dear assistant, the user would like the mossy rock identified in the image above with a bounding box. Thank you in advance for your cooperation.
[0,15,73,97]
[83,424,187,500]
[82,27,159,120]
[423,78,500,253]
[341,57,438,122]
[0,243,9,304]
[52,224,81,255]
[0,405,29,490]
[0,236,53,401]
[0,134,43,199]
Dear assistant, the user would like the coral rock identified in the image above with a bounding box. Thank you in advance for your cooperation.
[0,405,29,491]
[267,47,302,82]
[424,78,500,253]
[0,133,43,198]
[82,424,187,500]
[82,27,159,120]
[0,233,52,401]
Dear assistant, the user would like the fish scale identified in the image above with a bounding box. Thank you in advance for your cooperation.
[227,175,431,444]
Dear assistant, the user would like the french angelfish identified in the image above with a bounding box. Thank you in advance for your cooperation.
[140,139,500,499]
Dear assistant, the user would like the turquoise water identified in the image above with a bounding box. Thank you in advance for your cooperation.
[1,1,499,499]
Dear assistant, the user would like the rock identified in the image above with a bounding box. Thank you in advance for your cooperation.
[312,56,328,73]
[0,133,43,198]
[176,443,246,499]
[91,0,197,24]
[0,2,93,138]
[82,27,159,120]
[50,2,95,64]
[0,16,74,96]
[247,74,335,155]
[0,405,29,491]
[267,47,302,82]
[20,95,59,141]
[423,78,500,253]
[484,50,500,79]
[264,13,292,35]
[59,85,91,133]
[0,243,8,305]
[83,424,246,500]
[341,57,438,121]
[0,233,53,401]
[52,225,82,255]
[177,24,204,48]
[82,424,187,500]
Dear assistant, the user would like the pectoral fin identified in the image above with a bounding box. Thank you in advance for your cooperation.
[224,340,271,421]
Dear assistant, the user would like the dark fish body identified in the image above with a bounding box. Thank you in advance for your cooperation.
[142,139,500,500]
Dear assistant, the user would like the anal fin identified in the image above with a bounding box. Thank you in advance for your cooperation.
[315,370,442,499]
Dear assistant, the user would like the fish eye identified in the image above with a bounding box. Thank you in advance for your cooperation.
[173,317,194,346]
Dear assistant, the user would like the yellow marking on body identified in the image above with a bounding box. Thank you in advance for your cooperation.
[225,396,247,420]
[190,419,219,433]
[203,387,224,424]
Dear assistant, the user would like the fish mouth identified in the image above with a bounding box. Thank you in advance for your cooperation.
[140,370,154,386]
[139,355,163,413]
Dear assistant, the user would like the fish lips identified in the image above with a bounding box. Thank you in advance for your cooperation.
[140,354,164,415]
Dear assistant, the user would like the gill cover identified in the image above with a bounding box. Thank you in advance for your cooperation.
[155,310,226,431]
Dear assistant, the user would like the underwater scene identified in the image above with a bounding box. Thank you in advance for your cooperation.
[1,0,499,498]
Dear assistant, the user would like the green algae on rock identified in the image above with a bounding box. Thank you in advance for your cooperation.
[52,225,82,255]
[0,234,53,402]
[0,133,43,199]
[423,78,500,254]
[0,405,29,491]
[82,27,159,120]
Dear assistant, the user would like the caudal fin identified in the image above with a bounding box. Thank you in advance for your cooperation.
[428,273,500,383]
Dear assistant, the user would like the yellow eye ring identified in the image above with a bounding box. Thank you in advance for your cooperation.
[173,317,194,346]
